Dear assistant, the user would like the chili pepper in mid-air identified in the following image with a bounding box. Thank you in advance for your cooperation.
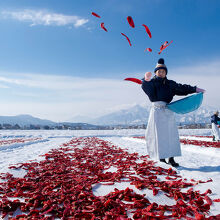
[101,23,108,32]
[127,16,135,28]
[158,40,173,54]
[144,48,152,52]
[91,12,101,18]
[121,33,132,46]
[124,78,142,84]
[142,24,152,38]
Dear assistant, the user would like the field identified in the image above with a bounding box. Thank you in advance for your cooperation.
[0,129,219,219]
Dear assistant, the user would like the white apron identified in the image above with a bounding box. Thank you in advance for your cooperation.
[212,123,220,141]
[145,101,181,160]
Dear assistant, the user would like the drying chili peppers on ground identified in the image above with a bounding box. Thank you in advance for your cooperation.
[134,136,220,149]
[0,137,219,219]
[0,138,42,147]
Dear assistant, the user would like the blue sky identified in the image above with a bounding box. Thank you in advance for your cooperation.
[0,0,219,121]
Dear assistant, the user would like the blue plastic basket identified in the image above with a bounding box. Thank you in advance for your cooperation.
[167,93,203,114]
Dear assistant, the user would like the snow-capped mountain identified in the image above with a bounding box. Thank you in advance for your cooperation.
[176,105,217,125]
[0,114,56,126]
[0,105,216,127]
[0,114,103,129]
[85,105,217,126]
[89,105,151,126]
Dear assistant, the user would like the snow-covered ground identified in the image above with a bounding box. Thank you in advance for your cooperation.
[0,129,219,218]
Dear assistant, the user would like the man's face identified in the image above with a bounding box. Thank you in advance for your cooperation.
[156,69,166,78]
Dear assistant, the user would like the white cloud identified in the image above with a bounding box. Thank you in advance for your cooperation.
[0,58,219,121]
[0,73,126,91]
[1,9,89,27]
[0,71,145,120]
[0,84,9,89]
[169,59,220,76]
[164,58,220,109]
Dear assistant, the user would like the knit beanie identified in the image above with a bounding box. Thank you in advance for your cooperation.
[154,58,168,74]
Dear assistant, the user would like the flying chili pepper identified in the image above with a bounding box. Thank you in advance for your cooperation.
[121,33,132,46]
[142,24,152,38]
[127,16,135,28]
[100,23,108,32]
[144,48,152,52]
[91,12,101,18]
[124,78,142,84]
[158,40,173,54]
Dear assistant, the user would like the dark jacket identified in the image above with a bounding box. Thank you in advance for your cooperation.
[141,76,196,103]
[211,114,220,125]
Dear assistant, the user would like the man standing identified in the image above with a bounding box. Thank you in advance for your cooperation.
[211,111,220,141]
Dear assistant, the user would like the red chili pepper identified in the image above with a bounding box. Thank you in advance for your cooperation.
[195,197,204,205]
[158,40,173,54]
[91,12,101,18]
[104,198,112,207]
[204,195,212,205]
[142,24,152,38]
[124,78,142,84]
[177,199,186,206]
[121,33,132,46]
[127,16,135,28]
[14,214,27,218]
[144,48,152,52]
[152,188,158,196]
[145,202,157,212]
[100,22,108,32]
[195,212,205,220]
[204,189,212,195]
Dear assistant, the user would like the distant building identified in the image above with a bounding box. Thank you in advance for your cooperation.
[3,123,12,129]
[12,124,21,130]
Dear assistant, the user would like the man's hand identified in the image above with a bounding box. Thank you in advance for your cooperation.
[196,87,206,93]
[145,72,152,81]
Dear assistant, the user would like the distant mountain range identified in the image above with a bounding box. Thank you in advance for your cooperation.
[0,105,216,127]
[0,115,55,126]
[70,104,217,126]
[90,105,151,125]
[0,114,100,129]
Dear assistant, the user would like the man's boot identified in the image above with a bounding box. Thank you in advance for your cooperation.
[213,135,215,141]
[160,159,167,164]
[168,157,179,167]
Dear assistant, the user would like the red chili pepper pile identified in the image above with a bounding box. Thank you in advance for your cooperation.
[0,137,219,219]
[180,139,220,148]
[182,135,212,139]
[0,138,42,146]
[134,136,220,149]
